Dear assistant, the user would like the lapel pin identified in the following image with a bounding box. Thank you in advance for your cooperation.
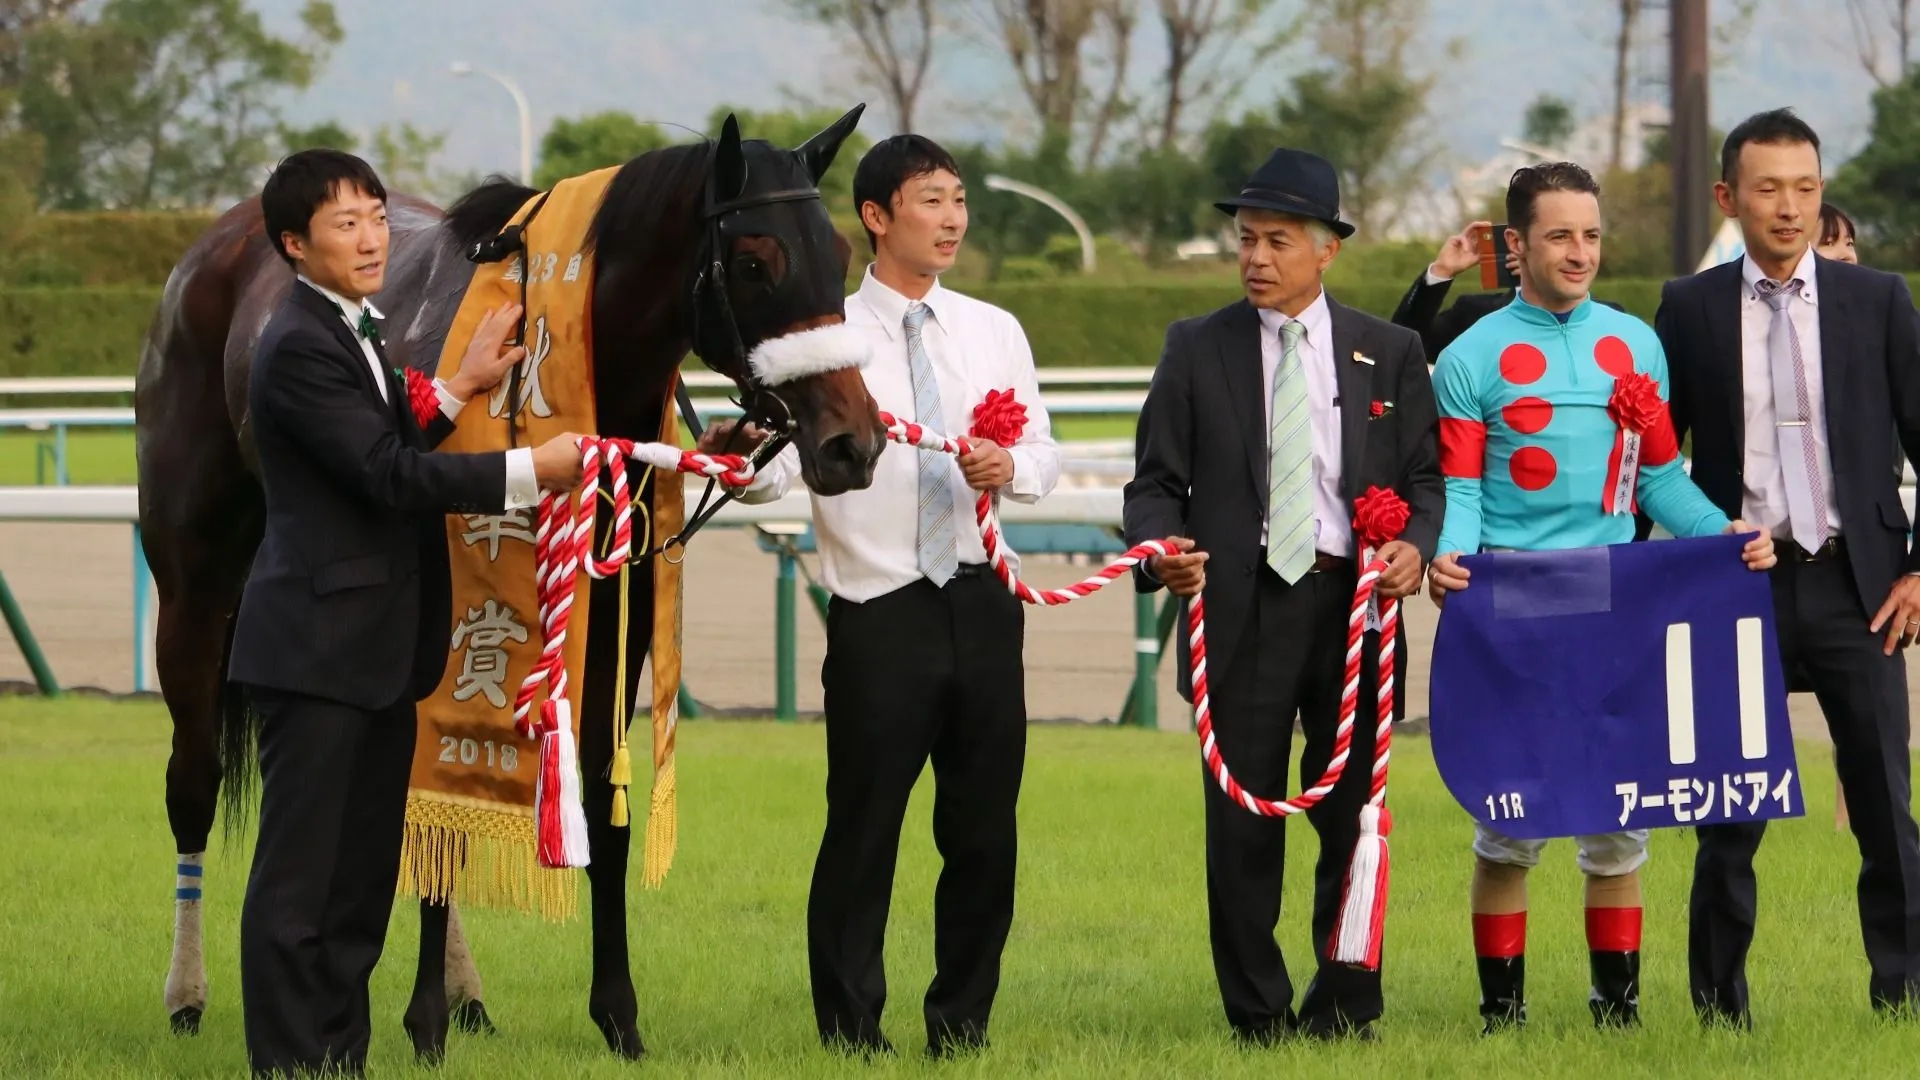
[1352,351,1375,366]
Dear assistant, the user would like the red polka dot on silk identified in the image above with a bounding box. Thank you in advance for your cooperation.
[1502,396,1553,435]
[1594,335,1634,377]
[1509,446,1557,491]
[1499,343,1547,385]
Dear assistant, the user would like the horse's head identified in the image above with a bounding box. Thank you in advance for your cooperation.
[689,105,885,496]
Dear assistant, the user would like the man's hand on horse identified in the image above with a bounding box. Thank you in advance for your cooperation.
[531,432,586,491]
[958,438,1015,490]
[1149,537,1208,598]
[446,303,527,401]
[696,419,770,457]
[1374,540,1424,599]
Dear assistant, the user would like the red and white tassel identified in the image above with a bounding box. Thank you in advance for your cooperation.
[534,699,591,869]
[1330,803,1391,967]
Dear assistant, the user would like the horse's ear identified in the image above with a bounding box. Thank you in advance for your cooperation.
[795,103,866,185]
[714,112,748,203]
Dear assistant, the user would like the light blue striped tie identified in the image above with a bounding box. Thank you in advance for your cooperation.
[905,302,959,586]
[1267,319,1316,582]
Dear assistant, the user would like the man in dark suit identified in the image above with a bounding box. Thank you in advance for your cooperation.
[1654,108,1920,1026]
[1124,147,1443,1042]
[1392,218,1624,366]
[229,149,584,1078]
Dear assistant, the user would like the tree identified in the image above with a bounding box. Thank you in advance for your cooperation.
[0,1,85,88]
[1097,145,1208,262]
[782,0,935,133]
[1265,0,1440,236]
[1522,93,1576,150]
[19,0,343,209]
[1830,68,1920,267]
[369,122,446,198]
[1152,0,1288,152]
[1841,0,1917,86]
[1608,0,1641,172]
[278,119,353,154]
[534,111,673,188]
[976,0,1137,165]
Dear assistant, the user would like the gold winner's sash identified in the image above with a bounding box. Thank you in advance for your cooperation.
[398,166,687,919]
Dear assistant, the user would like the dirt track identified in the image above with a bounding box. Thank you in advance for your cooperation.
[0,520,1904,748]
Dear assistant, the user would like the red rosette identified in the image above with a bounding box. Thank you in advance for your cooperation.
[1606,372,1665,435]
[969,388,1028,446]
[404,367,440,429]
[1352,485,1410,550]
[1369,400,1385,418]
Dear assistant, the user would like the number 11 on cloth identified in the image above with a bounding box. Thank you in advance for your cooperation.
[1429,533,1803,840]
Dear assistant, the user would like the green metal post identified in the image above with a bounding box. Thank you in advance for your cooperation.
[775,547,797,722]
[1126,592,1158,729]
[677,684,702,719]
[0,570,59,696]
[807,582,831,624]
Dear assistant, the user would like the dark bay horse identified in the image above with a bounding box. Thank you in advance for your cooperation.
[135,105,885,1060]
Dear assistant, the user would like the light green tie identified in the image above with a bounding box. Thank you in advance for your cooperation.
[1267,319,1315,582]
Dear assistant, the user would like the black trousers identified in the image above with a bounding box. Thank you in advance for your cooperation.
[238,686,417,1077]
[1204,560,1383,1037]
[807,568,1027,1051]
[1689,545,1920,1018]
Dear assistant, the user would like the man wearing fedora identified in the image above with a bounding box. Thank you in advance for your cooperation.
[1123,148,1443,1041]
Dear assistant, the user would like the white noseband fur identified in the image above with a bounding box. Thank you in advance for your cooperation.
[746,322,873,386]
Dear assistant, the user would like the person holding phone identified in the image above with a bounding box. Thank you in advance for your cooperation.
[1392,218,1625,367]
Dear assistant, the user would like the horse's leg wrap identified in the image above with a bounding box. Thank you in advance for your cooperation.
[165,852,208,1034]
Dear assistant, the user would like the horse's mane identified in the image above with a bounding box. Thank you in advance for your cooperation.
[440,140,718,262]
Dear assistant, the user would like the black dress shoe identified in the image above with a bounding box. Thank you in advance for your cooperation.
[1232,1020,1293,1047]
[823,1031,896,1057]
[1306,1019,1379,1042]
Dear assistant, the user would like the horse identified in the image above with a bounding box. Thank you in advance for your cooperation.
[135,104,887,1061]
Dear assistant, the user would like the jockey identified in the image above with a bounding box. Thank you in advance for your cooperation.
[1425,161,1775,1034]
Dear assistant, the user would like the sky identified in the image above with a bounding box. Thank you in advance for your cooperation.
[264,1,1882,207]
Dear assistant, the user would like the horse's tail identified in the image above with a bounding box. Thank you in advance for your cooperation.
[214,611,261,845]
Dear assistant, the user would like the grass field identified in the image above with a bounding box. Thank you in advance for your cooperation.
[0,697,1912,1078]
[0,417,1141,488]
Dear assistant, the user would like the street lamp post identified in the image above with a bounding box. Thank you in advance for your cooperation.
[449,61,533,184]
[983,174,1096,273]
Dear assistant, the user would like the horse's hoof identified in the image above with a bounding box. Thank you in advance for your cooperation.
[403,1009,450,1066]
[450,999,497,1036]
[169,1006,203,1036]
[590,1006,646,1061]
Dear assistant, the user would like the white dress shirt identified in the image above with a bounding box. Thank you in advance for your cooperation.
[1256,291,1350,557]
[742,265,1061,602]
[1737,248,1841,540]
[299,275,538,508]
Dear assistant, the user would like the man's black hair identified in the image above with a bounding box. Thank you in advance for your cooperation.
[261,149,387,266]
[1720,108,1821,186]
[851,134,961,253]
[1506,161,1601,237]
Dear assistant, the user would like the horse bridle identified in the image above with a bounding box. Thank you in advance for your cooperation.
[468,158,834,561]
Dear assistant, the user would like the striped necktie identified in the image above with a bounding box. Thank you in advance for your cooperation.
[1755,277,1828,553]
[905,302,959,586]
[1267,318,1316,582]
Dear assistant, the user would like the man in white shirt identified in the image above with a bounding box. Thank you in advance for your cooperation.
[724,134,1059,1057]
[1655,108,1920,1026]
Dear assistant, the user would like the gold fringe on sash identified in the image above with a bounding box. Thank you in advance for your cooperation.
[399,794,579,921]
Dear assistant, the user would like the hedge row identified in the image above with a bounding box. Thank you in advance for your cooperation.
[0,213,219,287]
[2,275,1910,379]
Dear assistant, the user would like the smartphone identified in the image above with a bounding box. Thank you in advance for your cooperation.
[1478,224,1520,290]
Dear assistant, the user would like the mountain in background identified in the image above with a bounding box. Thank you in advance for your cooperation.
[265,0,1875,219]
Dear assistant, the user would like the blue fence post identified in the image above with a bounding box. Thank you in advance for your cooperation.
[54,423,69,485]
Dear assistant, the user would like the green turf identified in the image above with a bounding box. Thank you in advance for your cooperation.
[0,419,1139,488]
[0,697,1908,1078]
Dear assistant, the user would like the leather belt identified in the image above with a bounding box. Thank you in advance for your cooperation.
[1311,552,1354,573]
[952,563,985,579]
[1788,535,1844,563]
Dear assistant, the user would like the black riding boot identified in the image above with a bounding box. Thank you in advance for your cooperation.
[1477,955,1526,1035]
[1589,950,1641,1027]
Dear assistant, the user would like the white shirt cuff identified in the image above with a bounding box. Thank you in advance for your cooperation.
[504,447,540,509]
[1423,268,1449,286]
[434,379,465,422]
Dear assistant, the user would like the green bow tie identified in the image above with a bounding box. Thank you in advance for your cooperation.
[356,308,381,345]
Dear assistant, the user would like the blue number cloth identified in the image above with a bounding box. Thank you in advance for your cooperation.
[1429,533,1803,839]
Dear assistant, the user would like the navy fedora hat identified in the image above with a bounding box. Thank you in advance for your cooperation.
[1214,147,1355,239]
